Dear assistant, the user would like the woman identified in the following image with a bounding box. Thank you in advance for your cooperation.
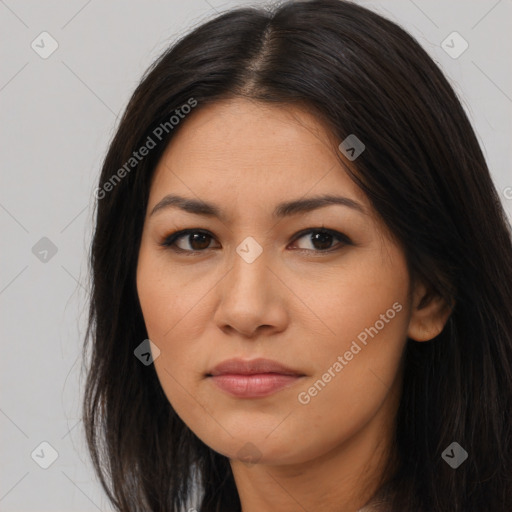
[83,1,512,510]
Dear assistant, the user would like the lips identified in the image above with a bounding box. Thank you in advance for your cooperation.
[206,357,305,398]
[206,357,304,377]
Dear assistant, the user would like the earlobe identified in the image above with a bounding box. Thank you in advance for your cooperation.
[407,280,454,342]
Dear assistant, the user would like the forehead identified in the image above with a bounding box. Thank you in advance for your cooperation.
[148,98,370,218]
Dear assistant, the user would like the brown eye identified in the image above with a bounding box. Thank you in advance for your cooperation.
[290,228,352,252]
[179,232,212,251]
[161,229,219,253]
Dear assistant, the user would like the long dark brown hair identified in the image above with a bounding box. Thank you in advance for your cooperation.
[82,1,512,510]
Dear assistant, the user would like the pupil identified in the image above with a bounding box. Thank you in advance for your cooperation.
[190,233,210,250]
[312,232,332,250]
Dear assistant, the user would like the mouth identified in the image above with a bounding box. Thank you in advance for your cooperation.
[206,357,306,398]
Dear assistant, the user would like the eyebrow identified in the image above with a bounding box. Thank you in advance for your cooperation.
[149,193,367,220]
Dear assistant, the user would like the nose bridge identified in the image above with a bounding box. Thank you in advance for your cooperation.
[228,235,271,299]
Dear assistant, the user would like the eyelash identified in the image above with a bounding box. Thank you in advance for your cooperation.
[159,227,353,256]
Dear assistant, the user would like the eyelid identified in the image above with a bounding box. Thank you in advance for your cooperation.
[290,227,352,246]
[160,227,353,254]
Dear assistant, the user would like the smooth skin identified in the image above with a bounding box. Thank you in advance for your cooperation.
[136,98,451,512]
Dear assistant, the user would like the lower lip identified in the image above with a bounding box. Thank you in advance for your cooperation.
[208,373,303,398]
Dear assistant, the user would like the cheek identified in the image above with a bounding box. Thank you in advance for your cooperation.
[136,246,213,396]
[295,292,408,419]
[136,245,203,340]
[290,246,410,415]
[300,244,410,354]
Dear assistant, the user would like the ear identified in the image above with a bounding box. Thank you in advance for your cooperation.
[407,280,453,342]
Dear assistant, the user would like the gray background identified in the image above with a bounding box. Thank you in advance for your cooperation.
[1,0,511,510]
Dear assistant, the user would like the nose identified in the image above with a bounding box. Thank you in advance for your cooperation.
[212,242,289,338]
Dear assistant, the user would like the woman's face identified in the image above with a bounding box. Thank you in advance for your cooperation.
[136,98,421,468]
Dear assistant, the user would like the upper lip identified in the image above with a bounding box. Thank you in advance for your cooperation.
[207,357,304,376]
